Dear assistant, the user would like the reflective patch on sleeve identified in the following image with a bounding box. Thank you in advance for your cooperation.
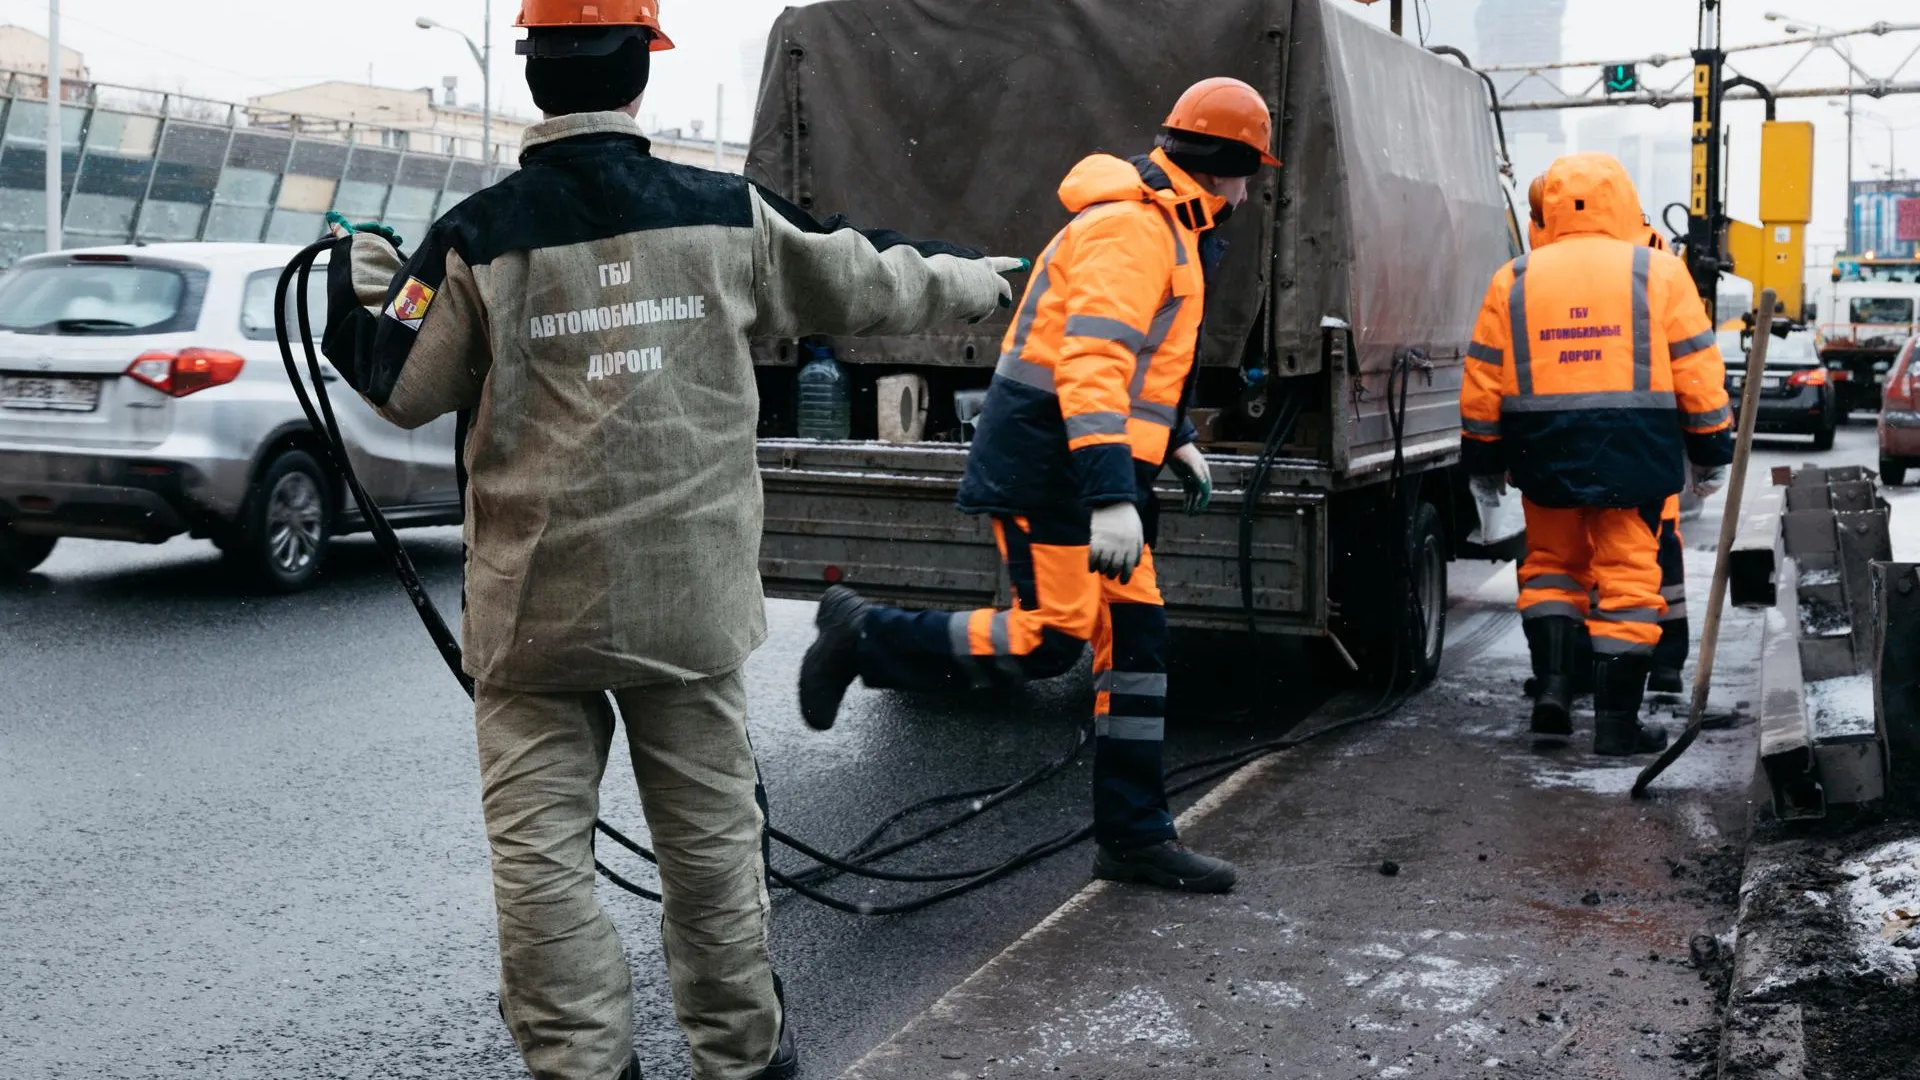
[384,277,436,332]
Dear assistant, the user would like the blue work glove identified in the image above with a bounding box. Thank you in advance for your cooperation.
[325,210,403,251]
[1169,442,1212,516]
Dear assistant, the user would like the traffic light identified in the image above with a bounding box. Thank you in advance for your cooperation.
[1604,63,1639,94]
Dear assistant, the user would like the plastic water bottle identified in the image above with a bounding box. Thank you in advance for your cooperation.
[796,345,852,441]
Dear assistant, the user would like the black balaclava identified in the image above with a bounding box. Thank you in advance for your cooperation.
[1156,130,1261,180]
[525,34,651,116]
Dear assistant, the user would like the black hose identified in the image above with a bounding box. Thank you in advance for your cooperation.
[275,241,1425,918]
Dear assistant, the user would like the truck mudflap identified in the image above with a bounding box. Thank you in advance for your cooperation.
[758,439,1327,635]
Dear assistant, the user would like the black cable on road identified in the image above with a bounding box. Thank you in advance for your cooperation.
[275,242,1429,918]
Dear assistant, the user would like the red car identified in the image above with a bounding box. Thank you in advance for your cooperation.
[1880,337,1920,485]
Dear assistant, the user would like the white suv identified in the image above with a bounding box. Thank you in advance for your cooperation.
[0,243,461,590]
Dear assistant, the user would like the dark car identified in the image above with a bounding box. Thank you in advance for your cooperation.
[1723,330,1838,452]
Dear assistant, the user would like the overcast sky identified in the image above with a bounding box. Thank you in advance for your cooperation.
[1,0,1913,251]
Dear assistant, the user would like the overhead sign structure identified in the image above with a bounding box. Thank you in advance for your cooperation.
[1603,63,1638,94]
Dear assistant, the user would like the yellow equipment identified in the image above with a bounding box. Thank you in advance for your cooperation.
[1726,120,1813,323]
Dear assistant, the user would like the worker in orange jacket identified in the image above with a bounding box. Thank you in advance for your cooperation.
[1523,174,1693,700]
[1466,153,1731,755]
[796,78,1282,893]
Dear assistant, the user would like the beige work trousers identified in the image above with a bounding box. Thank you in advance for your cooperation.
[474,669,780,1080]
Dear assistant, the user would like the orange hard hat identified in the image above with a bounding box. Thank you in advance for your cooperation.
[1164,77,1282,168]
[516,0,674,53]
[1527,174,1546,227]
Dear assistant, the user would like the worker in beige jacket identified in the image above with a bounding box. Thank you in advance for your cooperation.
[319,3,1022,1078]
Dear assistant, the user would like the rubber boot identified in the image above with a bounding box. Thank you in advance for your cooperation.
[1592,654,1669,756]
[798,585,870,731]
[1524,616,1578,741]
[1572,622,1595,698]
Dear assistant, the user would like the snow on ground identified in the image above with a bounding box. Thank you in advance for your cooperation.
[1807,673,1878,740]
[1839,838,1920,981]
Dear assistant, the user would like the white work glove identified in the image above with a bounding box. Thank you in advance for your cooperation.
[1469,473,1508,504]
[1169,442,1212,516]
[970,256,1030,320]
[1088,501,1144,584]
[1689,462,1727,499]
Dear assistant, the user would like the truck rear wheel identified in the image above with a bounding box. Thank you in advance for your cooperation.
[1335,500,1446,689]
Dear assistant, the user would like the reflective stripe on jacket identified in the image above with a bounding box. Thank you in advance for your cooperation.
[956,149,1220,515]
[1461,152,1732,509]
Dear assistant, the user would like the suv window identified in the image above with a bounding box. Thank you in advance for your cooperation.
[241,266,329,342]
[0,260,207,335]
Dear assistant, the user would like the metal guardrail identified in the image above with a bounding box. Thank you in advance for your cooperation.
[0,67,520,267]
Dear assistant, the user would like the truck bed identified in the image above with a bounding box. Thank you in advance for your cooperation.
[758,439,1331,634]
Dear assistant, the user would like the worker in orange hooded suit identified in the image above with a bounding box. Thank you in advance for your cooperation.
[1465,154,1731,755]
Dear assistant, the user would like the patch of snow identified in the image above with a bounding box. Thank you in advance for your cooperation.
[1806,674,1877,740]
[1442,1018,1498,1047]
[1799,567,1842,586]
[1804,890,1831,909]
[1241,980,1306,1008]
[1838,838,1920,980]
[1019,985,1197,1059]
[1359,943,1407,961]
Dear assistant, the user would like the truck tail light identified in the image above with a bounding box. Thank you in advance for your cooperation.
[1787,367,1829,389]
[125,349,246,397]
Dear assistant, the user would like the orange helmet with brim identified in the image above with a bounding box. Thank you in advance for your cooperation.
[516,0,674,57]
[1163,77,1282,168]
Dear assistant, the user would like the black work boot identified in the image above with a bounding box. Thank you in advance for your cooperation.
[1093,840,1237,893]
[1524,616,1579,742]
[1647,666,1685,695]
[1592,654,1669,756]
[799,585,869,731]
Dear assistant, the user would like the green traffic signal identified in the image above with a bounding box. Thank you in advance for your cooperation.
[1604,64,1638,94]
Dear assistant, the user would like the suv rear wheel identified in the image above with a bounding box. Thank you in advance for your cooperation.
[234,449,331,592]
[0,524,56,576]
[1883,457,1909,487]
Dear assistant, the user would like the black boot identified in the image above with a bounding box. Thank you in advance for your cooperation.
[1593,654,1669,756]
[1524,616,1578,741]
[1647,665,1685,695]
[798,585,869,731]
[1093,839,1237,893]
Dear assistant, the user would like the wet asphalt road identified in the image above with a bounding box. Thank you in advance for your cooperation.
[0,529,1318,1080]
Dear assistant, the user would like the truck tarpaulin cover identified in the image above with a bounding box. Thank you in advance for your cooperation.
[747,0,1511,456]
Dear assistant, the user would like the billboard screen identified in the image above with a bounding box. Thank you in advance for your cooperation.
[1851,179,1920,256]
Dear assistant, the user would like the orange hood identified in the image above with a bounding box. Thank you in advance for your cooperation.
[1057,148,1227,225]
[1541,152,1647,244]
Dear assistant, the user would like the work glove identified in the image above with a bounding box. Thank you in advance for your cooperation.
[1088,501,1144,584]
[1169,442,1212,516]
[1689,462,1728,499]
[970,257,1032,323]
[324,210,403,251]
[1469,473,1508,504]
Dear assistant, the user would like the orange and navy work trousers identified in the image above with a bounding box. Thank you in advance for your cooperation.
[855,511,1176,849]
[1654,495,1688,671]
[1518,498,1667,659]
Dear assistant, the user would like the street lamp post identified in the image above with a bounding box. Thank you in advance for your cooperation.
[416,1,493,173]
[1767,12,1860,250]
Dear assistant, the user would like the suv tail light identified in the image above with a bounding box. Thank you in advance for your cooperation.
[125,349,245,397]
[1787,367,1829,389]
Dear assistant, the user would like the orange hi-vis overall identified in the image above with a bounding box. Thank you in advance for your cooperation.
[859,151,1229,849]
[1462,153,1732,659]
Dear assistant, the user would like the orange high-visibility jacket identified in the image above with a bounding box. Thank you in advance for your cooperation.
[957,149,1223,514]
[1462,153,1732,508]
